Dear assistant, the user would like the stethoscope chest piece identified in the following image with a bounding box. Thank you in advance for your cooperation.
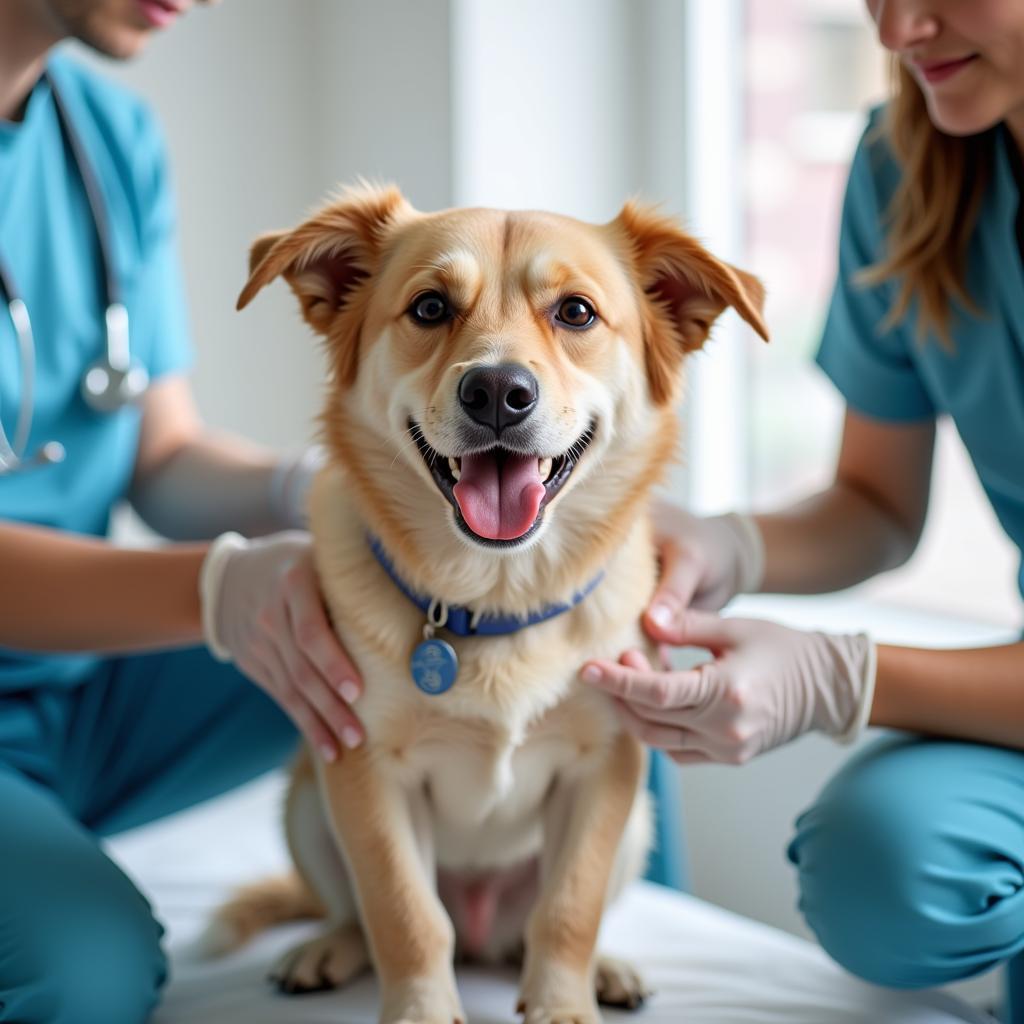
[81,360,150,413]
[80,304,149,413]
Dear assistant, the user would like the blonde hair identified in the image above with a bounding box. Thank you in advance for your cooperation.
[860,60,996,342]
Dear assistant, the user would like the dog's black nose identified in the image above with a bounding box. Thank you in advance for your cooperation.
[458,363,539,433]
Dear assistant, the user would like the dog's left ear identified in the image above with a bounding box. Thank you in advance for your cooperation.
[613,201,768,404]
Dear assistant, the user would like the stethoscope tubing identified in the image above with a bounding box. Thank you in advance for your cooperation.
[0,67,144,474]
[0,295,33,469]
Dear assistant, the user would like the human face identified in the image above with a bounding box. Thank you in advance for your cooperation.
[32,0,211,59]
[865,0,1024,138]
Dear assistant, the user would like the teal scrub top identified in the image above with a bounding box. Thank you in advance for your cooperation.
[0,52,193,689]
[817,107,1024,604]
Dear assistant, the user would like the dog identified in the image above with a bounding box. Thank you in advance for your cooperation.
[208,184,767,1024]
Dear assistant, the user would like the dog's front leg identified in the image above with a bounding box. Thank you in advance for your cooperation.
[318,752,463,1024]
[517,731,646,1024]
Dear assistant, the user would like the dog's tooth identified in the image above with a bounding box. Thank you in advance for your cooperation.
[449,457,461,481]
[538,456,553,481]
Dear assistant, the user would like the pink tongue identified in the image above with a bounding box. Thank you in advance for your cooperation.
[453,452,545,540]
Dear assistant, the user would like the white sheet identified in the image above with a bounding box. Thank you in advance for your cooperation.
[105,773,994,1024]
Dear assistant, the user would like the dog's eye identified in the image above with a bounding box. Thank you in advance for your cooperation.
[409,291,452,326]
[555,296,597,329]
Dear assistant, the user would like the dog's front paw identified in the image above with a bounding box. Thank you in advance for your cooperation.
[517,963,601,1024]
[516,1001,601,1024]
[379,973,466,1024]
[595,954,649,1010]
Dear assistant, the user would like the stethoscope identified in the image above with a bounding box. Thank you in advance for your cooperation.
[0,70,149,476]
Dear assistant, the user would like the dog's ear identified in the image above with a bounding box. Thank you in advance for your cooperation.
[245,231,285,281]
[613,201,768,404]
[236,183,413,334]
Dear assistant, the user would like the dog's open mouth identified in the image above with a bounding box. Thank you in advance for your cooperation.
[411,421,596,545]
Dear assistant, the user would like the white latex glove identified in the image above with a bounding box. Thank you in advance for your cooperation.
[643,502,764,643]
[199,530,364,761]
[581,611,876,764]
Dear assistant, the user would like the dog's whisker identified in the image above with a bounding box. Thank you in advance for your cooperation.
[387,426,428,469]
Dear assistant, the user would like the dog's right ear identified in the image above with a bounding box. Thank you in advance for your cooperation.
[236,183,414,338]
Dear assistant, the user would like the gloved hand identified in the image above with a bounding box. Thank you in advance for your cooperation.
[199,530,363,761]
[581,610,876,764]
[644,502,764,640]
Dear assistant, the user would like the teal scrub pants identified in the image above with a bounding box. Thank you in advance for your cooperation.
[788,734,1024,1017]
[0,648,296,1024]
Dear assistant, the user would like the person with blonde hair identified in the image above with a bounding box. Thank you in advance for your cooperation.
[582,0,1024,1011]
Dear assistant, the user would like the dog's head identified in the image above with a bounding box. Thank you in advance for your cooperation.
[239,185,765,577]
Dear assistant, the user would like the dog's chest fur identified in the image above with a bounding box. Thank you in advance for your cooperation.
[309,469,656,873]
[378,689,618,871]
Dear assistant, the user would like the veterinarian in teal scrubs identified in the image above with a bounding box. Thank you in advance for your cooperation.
[581,1,1024,1018]
[0,3,367,1023]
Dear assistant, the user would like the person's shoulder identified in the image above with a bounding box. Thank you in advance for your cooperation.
[846,102,902,211]
[46,50,163,160]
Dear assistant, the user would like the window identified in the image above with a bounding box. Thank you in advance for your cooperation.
[744,0,886,505]
[685,0,1020,627]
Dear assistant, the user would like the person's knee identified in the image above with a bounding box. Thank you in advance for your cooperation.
[789,793,926,985]
[1,859,166,1024]
[788,740,1024,988]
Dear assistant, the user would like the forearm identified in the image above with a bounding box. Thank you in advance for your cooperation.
[755,479,916,594]
[130,433,283,540]
[870,641,1024,748]
[0,522,207,652]
[753,410,932,596]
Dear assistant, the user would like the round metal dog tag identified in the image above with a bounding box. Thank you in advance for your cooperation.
[410,637,458,695]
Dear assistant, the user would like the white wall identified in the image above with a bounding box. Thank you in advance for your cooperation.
[312,0,454,213]
[451,0,642,217]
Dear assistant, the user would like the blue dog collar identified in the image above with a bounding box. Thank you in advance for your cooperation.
[367,534,604,638]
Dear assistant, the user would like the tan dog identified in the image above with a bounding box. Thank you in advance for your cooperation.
[211,185,766,1024]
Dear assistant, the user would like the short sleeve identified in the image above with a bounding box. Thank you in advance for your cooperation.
[127,106,194,380]
[815,114,936,422]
